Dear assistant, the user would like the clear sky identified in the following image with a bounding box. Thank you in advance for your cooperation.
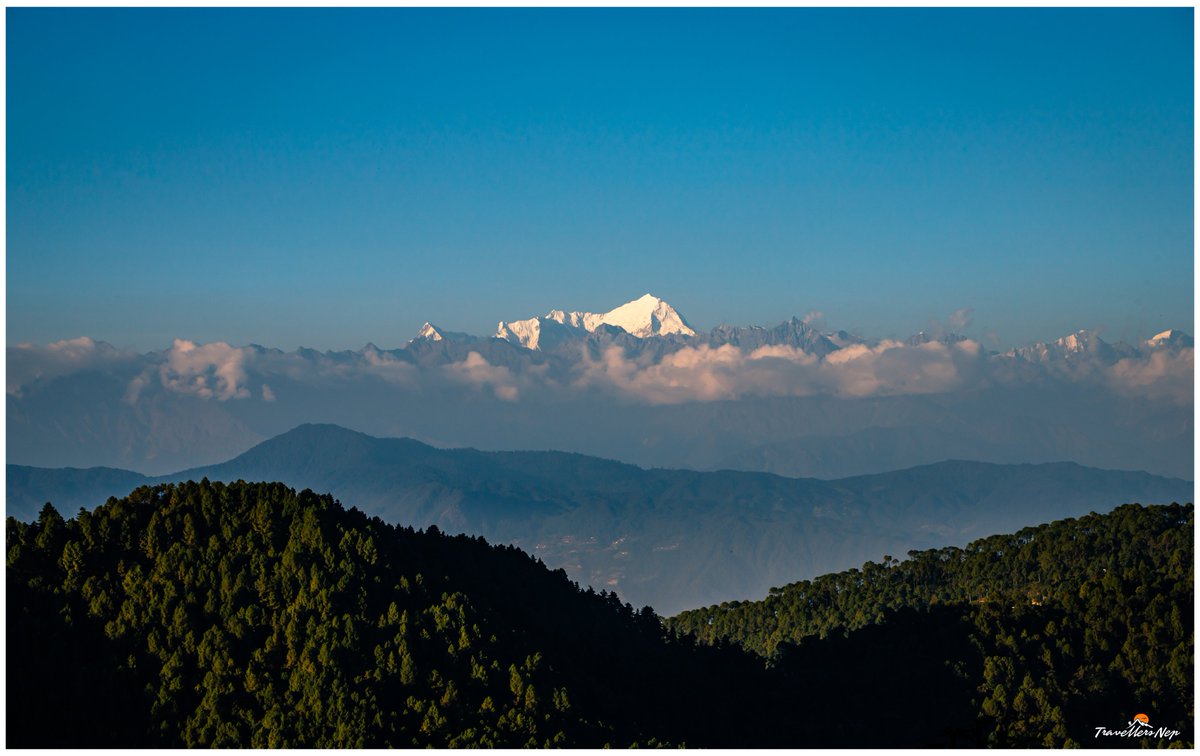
[7,8,1194,351]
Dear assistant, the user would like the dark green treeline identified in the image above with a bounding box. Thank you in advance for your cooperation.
[7,480,774,747]
[6,480,1193,747]
[670,502,1194,747]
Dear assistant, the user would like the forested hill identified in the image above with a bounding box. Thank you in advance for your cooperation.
[7,482,1194,747]
[669,503,1194,746]
[6,480,773,748]
[669,502,1194,655]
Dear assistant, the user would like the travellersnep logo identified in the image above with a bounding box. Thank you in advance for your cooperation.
[1094,712,1180,741]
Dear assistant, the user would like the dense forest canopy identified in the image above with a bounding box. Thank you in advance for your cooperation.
[6,481,1193,747]
[670,502,1194,746]
[671,502,1193,653]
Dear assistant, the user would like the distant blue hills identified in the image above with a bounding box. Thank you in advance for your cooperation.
[8,423,1192,614]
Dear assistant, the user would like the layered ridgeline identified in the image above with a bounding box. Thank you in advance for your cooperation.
[669,503,1194,746]
[6,482,1192,747]
[9,295,1193,479]
[9,424,1193,614]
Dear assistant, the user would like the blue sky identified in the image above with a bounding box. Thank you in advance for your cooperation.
[7,8,1193,350]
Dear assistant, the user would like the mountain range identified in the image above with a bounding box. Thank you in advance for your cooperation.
[493,293,696,350]
[10,423,1191,614]
[7,295,1193,478]
[418,294,1192,362]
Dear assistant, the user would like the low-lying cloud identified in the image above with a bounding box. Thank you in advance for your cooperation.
[360,347,420,387]
[442,351,526,401]
[8,337,139,397]
[1108,348,1194,404]
[154,339,252,401]
[7,334,1193,409]
[574,340,985,403]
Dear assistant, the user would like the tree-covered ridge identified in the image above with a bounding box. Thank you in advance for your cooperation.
[6,480,767,748]
[669,503,1194,747]
[669,503,1192,654]
[6,483,1193,748]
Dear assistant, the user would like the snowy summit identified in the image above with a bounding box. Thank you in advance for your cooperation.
[1145,329,1194,349]
[599,294,696,339]
[415,323,444,341]
[410,323,474,344]
[496,294,695,350]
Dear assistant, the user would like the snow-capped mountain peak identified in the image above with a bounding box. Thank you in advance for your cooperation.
[600,294,695,339]
[1007,328,1131,365]
[1145,329,1194,349]
[1058,330,1091,353]
[410,322,474,344]
[1009,329,1094,363]
[416,322,443,341]
[494,317,547,350]
[495,294,695,350]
